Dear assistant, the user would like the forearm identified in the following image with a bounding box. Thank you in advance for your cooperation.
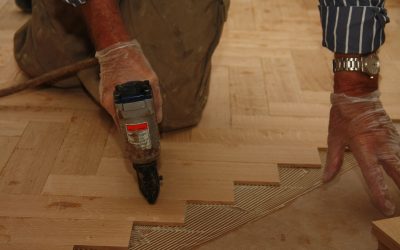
[334,53,378,96]
[80,0,130,50]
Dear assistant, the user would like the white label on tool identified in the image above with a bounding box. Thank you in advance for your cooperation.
[125,122,152,150]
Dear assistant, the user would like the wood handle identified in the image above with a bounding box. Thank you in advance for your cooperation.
[0,58,98,97]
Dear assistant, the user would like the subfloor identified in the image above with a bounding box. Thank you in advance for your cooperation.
[0,0,400,249]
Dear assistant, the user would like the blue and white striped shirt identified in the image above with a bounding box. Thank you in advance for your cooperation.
[319,0,389,54]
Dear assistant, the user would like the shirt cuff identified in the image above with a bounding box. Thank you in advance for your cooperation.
[318,0,389,54]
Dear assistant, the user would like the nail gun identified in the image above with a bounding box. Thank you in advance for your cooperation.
[113,81,162,204]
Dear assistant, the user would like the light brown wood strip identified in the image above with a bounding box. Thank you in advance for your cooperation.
[97,157,280,185]
[188,128,327,147]
[197,66,231,128]
[0,106,74,123]
[0,194,185,225]
[43,174,235,204]
[268,102,330,117]
[0,217,132,247]
[0,122,68,194]
[232,115,328,131]
[102,128,126,158]
[52,111,112,175]
[212,55,262,69]
[263,56,302,103]
[291,49,332,92]
[161,160,280,186]
[0,120,28,136]
[225,0,255,30]
[161,142,321,167]
[0,244,72,250]
[372,217,400,250]
[0,88,100,111]
[0,136,19,173]
[229,66,269,116]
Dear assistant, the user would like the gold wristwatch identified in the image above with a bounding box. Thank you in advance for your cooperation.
[332,53,380,79]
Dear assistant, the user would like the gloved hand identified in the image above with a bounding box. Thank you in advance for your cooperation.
[324,91,400,216]
[95,39,162,124]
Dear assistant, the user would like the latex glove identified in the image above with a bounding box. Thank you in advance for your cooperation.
[324,91,400,216]
[95,39,162,124]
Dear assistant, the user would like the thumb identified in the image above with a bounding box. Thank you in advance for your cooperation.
[323,137,345,183]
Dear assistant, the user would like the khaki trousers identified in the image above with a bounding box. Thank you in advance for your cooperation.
[14,0,229,131]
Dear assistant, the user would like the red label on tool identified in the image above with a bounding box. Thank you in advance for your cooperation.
[126,123,148,131]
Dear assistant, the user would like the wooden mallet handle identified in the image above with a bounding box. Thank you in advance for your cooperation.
[0,58,98,97]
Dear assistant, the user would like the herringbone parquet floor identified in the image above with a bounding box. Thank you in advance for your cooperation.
[0,0,399,249]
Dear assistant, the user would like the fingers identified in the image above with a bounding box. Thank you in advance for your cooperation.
[380,153,400,191]
[352,139,396,217]
[323,137,345,183]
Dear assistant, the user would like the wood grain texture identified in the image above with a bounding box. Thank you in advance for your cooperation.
[0,122,68,194]
[373,217,400,250]
[0,217,132,246]
[0,194,186,225]
[52,110,112,175]
[0,0,398,248]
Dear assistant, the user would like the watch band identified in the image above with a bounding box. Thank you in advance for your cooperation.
[333,57,362,73]
[64,0,87,7]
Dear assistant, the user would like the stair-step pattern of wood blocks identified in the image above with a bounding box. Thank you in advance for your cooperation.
[1,0,400,249]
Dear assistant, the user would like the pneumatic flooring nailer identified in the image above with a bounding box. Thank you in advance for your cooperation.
[114,81,162,204]
[0,59,163,204]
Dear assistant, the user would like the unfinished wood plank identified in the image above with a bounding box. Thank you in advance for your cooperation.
[229,66,269,116]
[0,1,30,30]
[52,110,112,175]
[197,66,231,128]
[0,106,74,123]
[0,194,186,225]
[268,102,330,117]
[0,136,19,173]
[161,128,192,143]
[0,244,72,250]
[0,120,28,136]
[98,157,280,185]
[0,122,68,194]
[161,142,321,167]
[161,160,280,186]
[373,217,400,250]
[232,115,328,131]
[188,127,327,147]
[0,88,100,111]
[43,174,235,204]
[225,0,255,30]
[0,217,132,247]
[96,157,134,177]
[263,56,303,103]
[291,49,332,92]
[103,127,127,158]
[212,55,262,69]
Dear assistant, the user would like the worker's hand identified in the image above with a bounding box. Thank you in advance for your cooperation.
[95,39,162,124]
[324,91,400,216]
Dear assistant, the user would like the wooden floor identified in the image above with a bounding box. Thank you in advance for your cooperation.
[0,0,400,249]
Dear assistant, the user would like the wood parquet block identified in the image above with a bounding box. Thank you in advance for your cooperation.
[0,0,399,248]
[52,110,112,175]
[0,217,132,246]
[0,136,19,172]
[373,217,400,250]
[0,122,68,194]
[0,194,186,225]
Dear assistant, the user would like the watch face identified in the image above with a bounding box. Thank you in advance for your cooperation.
[363,54,380,75]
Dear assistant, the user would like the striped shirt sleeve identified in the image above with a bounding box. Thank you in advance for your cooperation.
[318,0,389,54]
